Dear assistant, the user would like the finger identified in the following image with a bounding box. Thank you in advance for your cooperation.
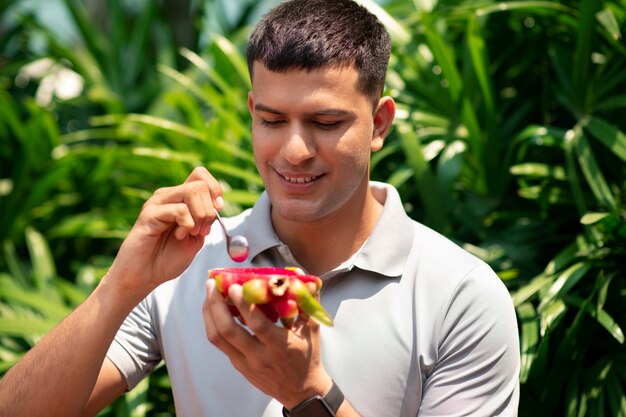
[292,311,319,334]
[181,181,215,237]
[203,280,257,357]
[147,181,215,237]
[139,202,195,239]
[186,166,224,210]
[228,284,282,343]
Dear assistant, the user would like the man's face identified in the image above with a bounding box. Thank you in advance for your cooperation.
[248,62,385,225]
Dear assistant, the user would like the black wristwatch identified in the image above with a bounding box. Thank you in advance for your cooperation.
[282,381,344,417]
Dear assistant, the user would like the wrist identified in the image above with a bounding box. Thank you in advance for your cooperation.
[282,380,345,417]
[98,271,151,312]
[282,372,333,410]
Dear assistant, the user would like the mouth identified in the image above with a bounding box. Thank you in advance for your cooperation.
[276,171,324,185]
[281,174,319,184]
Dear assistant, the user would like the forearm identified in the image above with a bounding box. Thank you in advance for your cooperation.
[0,276,144,417]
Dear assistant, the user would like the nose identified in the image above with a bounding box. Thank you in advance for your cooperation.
[280,126,316,165]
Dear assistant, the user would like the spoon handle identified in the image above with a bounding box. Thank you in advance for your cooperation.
[214,210,228,236]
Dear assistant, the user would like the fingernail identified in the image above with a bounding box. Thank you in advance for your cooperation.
[215,196,224,210]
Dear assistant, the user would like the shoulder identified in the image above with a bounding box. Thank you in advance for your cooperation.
[404,223,520,414]
[406,220,495,289]
[404,220,515,335]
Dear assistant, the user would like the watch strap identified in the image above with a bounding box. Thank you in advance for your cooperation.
[282,380,344,416]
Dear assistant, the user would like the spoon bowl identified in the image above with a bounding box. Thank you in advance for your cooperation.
[214,210,250,262]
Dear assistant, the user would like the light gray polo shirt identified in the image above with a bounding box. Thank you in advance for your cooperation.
[107,181,520,417]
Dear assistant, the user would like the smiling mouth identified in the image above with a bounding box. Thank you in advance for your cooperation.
[281,174,319,184]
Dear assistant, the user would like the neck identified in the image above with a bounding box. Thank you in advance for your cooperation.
[272,182,383,276]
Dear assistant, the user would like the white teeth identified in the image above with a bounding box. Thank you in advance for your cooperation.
[283,175,316,184]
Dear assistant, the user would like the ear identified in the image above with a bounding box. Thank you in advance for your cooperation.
[371,96,395,152]
[247,91,255,116]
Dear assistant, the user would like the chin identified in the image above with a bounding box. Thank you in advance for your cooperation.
[272,202,325,224]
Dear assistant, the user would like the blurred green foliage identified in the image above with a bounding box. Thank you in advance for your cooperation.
[1,0,626,416]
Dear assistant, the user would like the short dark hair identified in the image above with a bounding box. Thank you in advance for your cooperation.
[247,0,391,104]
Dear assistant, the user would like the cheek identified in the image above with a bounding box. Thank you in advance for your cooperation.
[333,129,374,166]
[252,131,273,160]
[251,135,269,175]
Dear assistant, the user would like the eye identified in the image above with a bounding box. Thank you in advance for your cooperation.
[313,120,343,130]
[260,119,285,127]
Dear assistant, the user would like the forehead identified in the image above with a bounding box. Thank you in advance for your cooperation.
[250,61,370,110]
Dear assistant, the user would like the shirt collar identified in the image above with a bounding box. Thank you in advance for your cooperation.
[243,182,415,278]
[243,191,281,260]
[351,182,415,278]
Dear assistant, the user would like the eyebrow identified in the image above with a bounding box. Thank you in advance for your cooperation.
[254,103,353,117]
[254,103,283,114]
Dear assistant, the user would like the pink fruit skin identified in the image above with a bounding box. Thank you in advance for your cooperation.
[208,267,330,328]
[272,298,298,319]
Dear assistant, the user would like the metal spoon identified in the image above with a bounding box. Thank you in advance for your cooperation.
[214,210,249,262]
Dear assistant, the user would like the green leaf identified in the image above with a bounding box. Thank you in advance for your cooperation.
[2,242,28,287]
[222,189,261,207]
[471,1,576,17]
[126,376,150,417]
[510,162,566,180]
[131,147,202,166]
[371,141,400,171]
[55,280,89,307]
[580,212,610,225]
[49,212,128,240]
[386,166,414,189]
[206,161,264,187]
[436,140,465,191]
[517,302,539,383]
[158,65,209,105]
[422,16,462,102]
[61,0,109,71]
[540,299,567,337]
[355,0,411,45]
[213,35,252,87]
[538,262,591,313]
[564,366,583,417]
[512,273,552,306]
[180,48,235,94]
[0,278,70,320]
[0,316,59,336]
[24,228,56,290]
[564,295,625,344]
[596,8,621,41]
[564,127,587,216]
[584,116,626,163]
[123,1,155,87]
[396,121,449,232]
[604,368,626,417]
[570,127,616,211]
[466,16,495,118]
[594,94,626,112]
[572,0,600,102]
[409,111,452,129]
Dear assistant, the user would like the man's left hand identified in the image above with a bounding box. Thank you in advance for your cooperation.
[203,279,333,409]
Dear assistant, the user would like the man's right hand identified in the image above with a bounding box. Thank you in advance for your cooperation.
[106,166,224,298]
[0,167,224,417]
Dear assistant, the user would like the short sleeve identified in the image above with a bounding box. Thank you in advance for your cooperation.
[106,296,162,390]
[419,263,520,416]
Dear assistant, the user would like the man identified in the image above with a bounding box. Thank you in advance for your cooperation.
[0,0,520,416]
